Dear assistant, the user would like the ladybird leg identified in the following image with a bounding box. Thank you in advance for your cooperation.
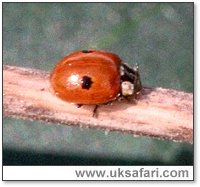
[76,104,83,108]
[123,96,131,101]
[105,101,113,105]
[92,105,99,117]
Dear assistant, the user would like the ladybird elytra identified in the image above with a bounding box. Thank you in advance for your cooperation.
[50,50,122,105]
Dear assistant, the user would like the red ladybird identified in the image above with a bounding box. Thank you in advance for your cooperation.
[50,50,142,116]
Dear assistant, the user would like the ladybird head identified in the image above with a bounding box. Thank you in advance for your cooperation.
[120,63,142,97]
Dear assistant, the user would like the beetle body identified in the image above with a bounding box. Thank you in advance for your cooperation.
[50,50,142,113]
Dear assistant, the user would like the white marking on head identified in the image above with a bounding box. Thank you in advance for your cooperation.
[121,81,134,96]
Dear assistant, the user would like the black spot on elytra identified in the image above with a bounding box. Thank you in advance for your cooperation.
[81,76,93,90]
[82,50,94,53]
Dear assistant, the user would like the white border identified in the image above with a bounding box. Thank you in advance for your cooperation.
[3,166,194,181]
[0,0,197,2]
[1,0,197,184]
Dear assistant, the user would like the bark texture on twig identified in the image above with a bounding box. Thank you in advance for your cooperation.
[3,65,193,143]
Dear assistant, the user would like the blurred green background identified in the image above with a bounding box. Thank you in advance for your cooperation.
[3,3,193,165]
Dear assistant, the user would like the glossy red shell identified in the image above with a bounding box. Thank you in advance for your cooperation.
[50,50,122,104]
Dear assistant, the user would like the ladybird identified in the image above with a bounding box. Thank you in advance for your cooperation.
[50,50,142,116]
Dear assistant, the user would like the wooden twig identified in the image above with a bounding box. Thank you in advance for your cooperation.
[3,65,193,143]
